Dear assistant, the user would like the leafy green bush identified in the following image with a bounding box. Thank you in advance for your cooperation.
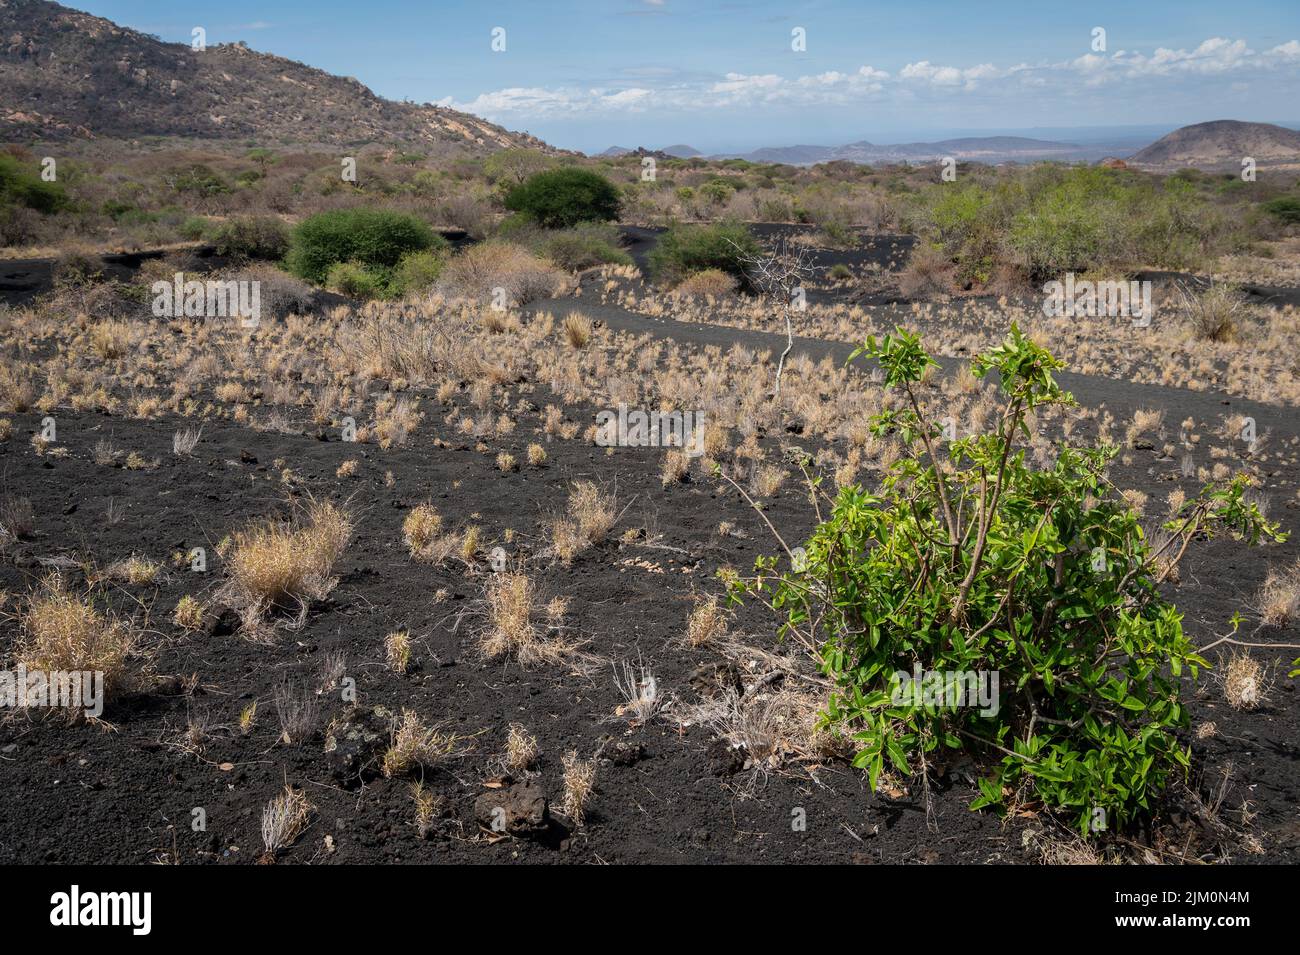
[647,221,760,285]
[391,248,448,295]
[540,223,632,271]
[211,216,289,260]
[0,155,68,214]
[734,326,1284,834]
[325,261,388,299]
[285,209,441,284]
[1263,196,1300,225]
[179,216,210,241]
[504,167,621,229]
[911,167,1226,284]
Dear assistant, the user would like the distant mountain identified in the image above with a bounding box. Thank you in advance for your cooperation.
[719,136,1083,166]
[598,146,633,157]
[1128,120,1300,170]
[660,144,702,158]
[0,0,560,153]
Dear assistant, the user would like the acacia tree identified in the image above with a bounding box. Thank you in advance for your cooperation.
[730,326,1286,834]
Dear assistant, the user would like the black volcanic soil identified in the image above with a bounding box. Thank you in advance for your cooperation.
[1,227,1298,864]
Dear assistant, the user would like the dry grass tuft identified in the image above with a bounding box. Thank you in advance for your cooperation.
[385,630,412,673]
[481,571,572,667]
[224,498,353,618]
[382,708,470,777]
[562,312,592,349]
[550,480,617,564]
[17,574,136,705]
[505,722,539,774]
[1222,651,1269,711]
[173,595,205,631]
[560,750,597,826]
[1257,560,1300,628]
[685,594,729,647]
[260,786,313,861]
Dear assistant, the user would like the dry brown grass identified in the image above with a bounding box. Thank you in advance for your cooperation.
[504,721,538,774]
[559,750,596,826]
[382,708,470,777]
[561,311,592,349]
[260,786,313,861]
[172,595,204,631]
[1222,651,1269,710]
[385,630,412,673]
[402,504,444,558]
[16,574,136,705]
[438,241,566,306]
[224,498,353,619]
[1257,560,1300,627]
[550,480,618,564]
[685,594,729,647]
[480,571,572,666]
[660,449,690,486]
[672,268,737,299]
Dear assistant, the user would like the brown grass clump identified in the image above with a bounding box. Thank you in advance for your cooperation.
[1257,560,1300,627]
[1178,281,1248,342]
[224,498,353,618]
[561,312,592,349]
[260,786,313,862]
[385,630,412,673]
[505,722,538,774]
[549,480,617,564]
[173,595,205,631]
[685,594,729,647]
[438,241,565,306]
[382,708,470,778]
[402,504,443,555]
[559,750,596,826]
[496,451,518,472]
[1222,651,1269,711]
[526,443,547,467]
[672,268,737,299]
[660,449,690,486]
[897,243,954,299]
[481,571,571,666]
[16,575,136,706]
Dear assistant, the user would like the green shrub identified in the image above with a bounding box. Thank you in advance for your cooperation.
[212,216,289,260]
[540,223,632,271]
[0,155,68,214]
[179,216,210,241]
[1263,196,1300,225]
[733,326,1284,835]
[285,209,441,284]
[504,167,621,229]
[648,221,760,285]
[325,261,388,299]
[391,248,448,295]
[170,164,230,198]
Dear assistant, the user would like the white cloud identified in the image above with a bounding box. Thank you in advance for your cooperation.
[451,36,1300,120]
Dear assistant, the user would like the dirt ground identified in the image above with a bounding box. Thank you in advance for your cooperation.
[1,227,1297,865]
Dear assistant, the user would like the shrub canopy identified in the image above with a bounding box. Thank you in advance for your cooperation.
[286,208,440,284]
[648,221,760,285]
[505,167,621,229]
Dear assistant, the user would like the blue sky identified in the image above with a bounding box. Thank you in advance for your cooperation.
[75,1,1300,153]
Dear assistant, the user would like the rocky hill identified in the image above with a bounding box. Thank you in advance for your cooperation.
[0,0,558,153]
[1128,120,1300,170]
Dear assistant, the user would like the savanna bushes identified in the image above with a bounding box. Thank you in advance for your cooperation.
[285,208,448,297]
[906,166,1241,287]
